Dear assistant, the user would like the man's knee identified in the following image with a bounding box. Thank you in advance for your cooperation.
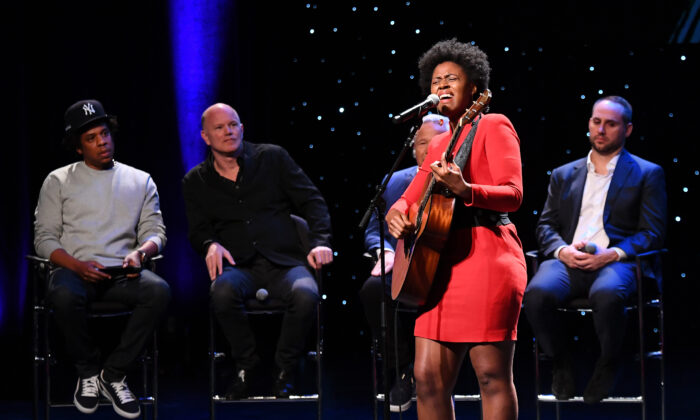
[589,288,626,313]
[290,280,319,308]
[210,270,249,307]
[523,284,558,314]
[48,270,86,310]
[141,272,171,311]
[359,276,382,303]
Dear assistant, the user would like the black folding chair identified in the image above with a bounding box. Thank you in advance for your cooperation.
[526,249,667,420]
[29,254,162,420]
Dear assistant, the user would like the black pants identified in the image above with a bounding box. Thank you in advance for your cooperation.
[359,275,413,372]
[48,268,171,379]
[523,259,636,362]
[210,255,319,372]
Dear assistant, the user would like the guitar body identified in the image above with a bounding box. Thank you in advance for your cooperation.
[392,191,455,306]
[391,89,492,306]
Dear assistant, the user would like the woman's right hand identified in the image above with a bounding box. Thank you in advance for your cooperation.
[386,209,415,239]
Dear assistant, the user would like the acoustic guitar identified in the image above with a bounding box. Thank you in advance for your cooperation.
[391,90,492,306]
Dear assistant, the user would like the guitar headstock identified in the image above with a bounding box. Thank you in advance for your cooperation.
[458,89,492,129]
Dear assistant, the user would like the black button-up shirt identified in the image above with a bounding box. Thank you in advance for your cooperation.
[182,142,332,267]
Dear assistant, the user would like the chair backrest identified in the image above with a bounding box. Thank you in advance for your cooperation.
[290,214,312,254]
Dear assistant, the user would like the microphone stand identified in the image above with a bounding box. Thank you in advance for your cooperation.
[359,118,422,420]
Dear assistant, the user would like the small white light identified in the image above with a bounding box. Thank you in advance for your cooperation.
[309,144,314,149]
[415,29,420,34]
[681,55,687,61]
[309,28,315,34]
[675,216,681,222]
[589,66,595,71]
[339,107,345,113]
[504,46,509,52]
[580,94,586,99]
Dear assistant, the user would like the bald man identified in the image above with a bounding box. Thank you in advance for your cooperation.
[359,114,449,412]
[182,103,333,399]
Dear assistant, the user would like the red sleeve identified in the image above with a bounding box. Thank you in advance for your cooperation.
[466,114,523,212]
[390,131,451,215]
[390,114,522,215]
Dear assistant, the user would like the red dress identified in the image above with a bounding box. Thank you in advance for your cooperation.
[391,113,527,342]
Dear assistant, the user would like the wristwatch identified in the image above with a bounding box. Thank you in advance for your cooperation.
[136,249,147,262]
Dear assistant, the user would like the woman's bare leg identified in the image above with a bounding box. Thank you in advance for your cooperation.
[414,337,469,420]
[468,341,518,420]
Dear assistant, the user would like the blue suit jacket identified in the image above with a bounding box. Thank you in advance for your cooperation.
[364,166,417,253]
[536,149,667,259]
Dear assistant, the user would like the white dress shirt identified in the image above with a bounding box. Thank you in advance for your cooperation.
[555,151,626,260]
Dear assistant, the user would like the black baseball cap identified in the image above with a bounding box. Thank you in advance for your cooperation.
[64,99,113,137]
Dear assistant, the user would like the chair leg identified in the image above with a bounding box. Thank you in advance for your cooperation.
[209,311,216,420]
[153,329,159,420]
[33,307,40,420]
[44,312,51,420]
[371,338,378,420]
[534,341,541,420]
[660,294,665,420]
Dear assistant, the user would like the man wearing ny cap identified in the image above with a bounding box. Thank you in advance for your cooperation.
[33,99,170,419]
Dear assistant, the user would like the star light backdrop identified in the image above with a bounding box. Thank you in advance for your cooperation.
[3,1,699,418]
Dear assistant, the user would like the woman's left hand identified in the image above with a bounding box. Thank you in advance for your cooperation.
[430,152,471,198]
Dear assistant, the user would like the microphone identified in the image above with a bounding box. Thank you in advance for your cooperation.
[255,288,269,301]
[392,94,440,124]
[582,242,597,254]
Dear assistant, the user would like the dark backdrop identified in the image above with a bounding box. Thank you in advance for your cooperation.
[3,1,699,418]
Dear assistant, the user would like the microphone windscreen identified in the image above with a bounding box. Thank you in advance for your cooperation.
[255,288,269,301]
[583,242,598,254]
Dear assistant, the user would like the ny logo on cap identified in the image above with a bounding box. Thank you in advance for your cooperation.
[82,103,96,116]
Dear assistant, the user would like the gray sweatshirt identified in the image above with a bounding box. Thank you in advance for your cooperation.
[34,161,166,266]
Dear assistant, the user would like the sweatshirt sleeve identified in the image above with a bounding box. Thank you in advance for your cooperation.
[33,173,65,259]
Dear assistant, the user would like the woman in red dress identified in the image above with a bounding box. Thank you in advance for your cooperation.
[387,39,526,420]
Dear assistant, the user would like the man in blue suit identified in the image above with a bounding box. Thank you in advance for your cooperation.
[359,114,449,412]
[523,96,667,403]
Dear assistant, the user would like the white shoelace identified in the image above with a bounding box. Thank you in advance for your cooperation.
[80,376,99,397]
[109,378,136,403]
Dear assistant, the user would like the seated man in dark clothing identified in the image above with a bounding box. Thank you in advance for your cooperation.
[182,103,333,399]
[34,99,170,419]
[359,114,448,412]
[523,96,667,404]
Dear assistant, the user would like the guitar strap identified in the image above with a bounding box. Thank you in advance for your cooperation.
[452,117,479,169]
[452,116,512,227]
